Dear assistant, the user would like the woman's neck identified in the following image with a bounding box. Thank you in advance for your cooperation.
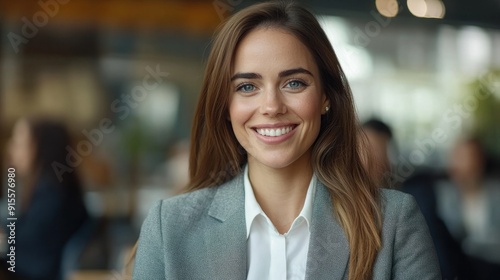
[247,154,313,234]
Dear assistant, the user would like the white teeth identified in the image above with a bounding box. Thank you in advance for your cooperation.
[256,126,294,137]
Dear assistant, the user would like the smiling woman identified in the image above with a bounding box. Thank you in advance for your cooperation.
[133,1,441,280]
[229,28,327,173]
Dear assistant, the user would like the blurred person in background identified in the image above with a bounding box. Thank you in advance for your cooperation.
[361,118,396,188]
[435,137,500,278]
[361,118,473,278]
[1,117,89,280]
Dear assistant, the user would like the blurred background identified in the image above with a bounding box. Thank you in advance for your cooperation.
[0,0,499,279]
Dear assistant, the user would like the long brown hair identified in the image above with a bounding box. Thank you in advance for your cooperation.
[188,1,381,279]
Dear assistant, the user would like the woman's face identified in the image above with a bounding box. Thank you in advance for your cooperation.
[9,120,36,175]
[229,27,328,170]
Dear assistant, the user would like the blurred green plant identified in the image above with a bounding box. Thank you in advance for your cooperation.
[469,69,500,158]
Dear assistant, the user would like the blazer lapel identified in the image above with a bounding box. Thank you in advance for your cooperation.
[205,174,248,280]
[305,182,350,280]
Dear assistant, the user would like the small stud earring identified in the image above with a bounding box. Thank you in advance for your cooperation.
[325,106,329,112]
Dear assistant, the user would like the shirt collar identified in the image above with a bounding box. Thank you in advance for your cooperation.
[244,164,316,238]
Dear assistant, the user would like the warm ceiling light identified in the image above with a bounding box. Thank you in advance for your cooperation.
[407,0,427,17]
[425,0,445,18]
[407,0,445,19]
[376,0,399,18]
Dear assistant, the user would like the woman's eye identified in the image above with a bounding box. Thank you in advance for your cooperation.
[286,80,305,89]
[237,84,256,92]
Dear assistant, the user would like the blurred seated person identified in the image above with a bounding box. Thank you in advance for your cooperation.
[1,117,89,280]
[361,118,396,187]
[435,137,500,265]
[361,118,472,278]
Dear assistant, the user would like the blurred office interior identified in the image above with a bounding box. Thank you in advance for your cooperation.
[0,0,499,279]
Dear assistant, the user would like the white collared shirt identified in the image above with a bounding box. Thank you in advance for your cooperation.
[244,165,316,280]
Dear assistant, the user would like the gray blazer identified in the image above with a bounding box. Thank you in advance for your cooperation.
[133,173,441,279]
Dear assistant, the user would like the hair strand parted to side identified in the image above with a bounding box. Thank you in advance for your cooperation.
[187,2,381,279]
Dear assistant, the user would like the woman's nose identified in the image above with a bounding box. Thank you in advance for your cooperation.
[259,88,286,117]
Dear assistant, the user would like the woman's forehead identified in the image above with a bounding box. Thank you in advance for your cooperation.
[232,27,319,76]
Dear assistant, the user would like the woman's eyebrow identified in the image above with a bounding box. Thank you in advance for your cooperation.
[279,67,313,78]
[230,67,313,81]
[230,72,262,81]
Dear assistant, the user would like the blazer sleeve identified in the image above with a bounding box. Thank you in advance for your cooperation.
[392,194,441,280]
[133,200,165,279]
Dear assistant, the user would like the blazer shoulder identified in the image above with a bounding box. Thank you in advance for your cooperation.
[379,188,419,220]
[380,188,415,204]
[154,187,218,223]
[134,187,219,279]
[150,174,243,226]
[376,189,442,279]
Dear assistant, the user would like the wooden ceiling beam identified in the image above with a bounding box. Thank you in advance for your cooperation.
[0,0,224,34]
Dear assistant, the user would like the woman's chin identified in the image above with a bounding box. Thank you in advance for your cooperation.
[248,156,301,171]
